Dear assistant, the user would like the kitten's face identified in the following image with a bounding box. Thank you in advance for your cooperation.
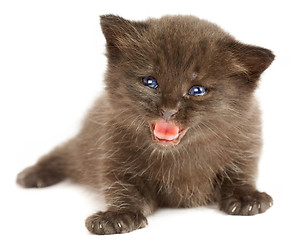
[101,15,274,147]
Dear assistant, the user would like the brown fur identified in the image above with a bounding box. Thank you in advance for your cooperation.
[17,15,274,235]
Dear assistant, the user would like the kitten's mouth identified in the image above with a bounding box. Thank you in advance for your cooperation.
[150,120,187,146]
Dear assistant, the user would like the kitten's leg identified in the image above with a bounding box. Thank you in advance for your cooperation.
[85,177,157,235]
[17,144,71,188]
[218,161,273,216]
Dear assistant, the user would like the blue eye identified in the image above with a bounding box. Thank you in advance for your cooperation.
[142,77,158,89]
[188,86,207,96]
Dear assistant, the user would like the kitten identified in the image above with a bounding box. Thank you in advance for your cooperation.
[17,15,274,235]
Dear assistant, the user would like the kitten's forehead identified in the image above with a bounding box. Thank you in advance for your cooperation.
[141,16,235,82]
[148,15,229,42]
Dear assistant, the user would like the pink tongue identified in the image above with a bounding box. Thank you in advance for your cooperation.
[154,121,180,141]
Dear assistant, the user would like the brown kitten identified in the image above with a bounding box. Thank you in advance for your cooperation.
[17,15,274,235]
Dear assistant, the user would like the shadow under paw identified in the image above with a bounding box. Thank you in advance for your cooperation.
[220,191,273,216]
[85,211,147,235]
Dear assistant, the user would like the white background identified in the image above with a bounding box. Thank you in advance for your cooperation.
[1,0,302,239]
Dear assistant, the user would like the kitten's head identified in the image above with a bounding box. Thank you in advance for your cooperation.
[100,15,274,147]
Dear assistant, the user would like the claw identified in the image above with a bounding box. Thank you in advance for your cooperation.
[231,206,237,213]
[248,205,253,212]
[99,223,103,229]
[117,222,122,228]
[91,223,95,229]
[36,180,43,188]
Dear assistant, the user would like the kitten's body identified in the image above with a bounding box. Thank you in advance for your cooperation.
[17,15,274,235]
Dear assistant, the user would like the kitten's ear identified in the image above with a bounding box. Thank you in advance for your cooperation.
[100,15,133,44]
[100,15,147,60]
[228,42,275,79]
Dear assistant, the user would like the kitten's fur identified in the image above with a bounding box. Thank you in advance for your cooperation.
[17,15,274,235]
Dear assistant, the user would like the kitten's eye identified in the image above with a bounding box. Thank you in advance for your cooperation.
[142,77,158,89]
[188,86,207,96]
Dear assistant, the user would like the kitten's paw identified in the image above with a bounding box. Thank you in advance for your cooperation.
[17,165,64,188]
[219,191,273,216]
[85,211,147,235]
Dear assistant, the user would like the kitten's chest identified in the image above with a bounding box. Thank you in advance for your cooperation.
[140,147,221,207]
[155,168,217,207]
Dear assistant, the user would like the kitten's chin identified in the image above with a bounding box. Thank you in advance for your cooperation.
[150,120,187,147]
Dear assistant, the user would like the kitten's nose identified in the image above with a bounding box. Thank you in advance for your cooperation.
[160,108,178,121]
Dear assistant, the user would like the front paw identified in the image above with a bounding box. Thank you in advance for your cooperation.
[85,211,147,235]
[219,191,273,216]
